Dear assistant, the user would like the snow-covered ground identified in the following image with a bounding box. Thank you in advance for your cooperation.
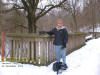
[0,38,100,75]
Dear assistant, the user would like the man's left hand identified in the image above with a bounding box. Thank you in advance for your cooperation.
[61,46,65,50]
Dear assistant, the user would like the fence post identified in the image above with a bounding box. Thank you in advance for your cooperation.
[1,32,5,62]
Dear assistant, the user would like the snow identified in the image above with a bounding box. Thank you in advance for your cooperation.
[85,34,93,39]
[0,38,100,75]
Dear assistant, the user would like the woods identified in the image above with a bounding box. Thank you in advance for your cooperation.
[0,0,100,33]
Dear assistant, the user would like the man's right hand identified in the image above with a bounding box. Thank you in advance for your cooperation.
[39,31,46,35]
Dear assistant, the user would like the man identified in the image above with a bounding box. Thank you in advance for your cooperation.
[39,18,68,70]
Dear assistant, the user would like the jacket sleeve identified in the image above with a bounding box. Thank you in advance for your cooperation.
[46,28,55,35]
[63,28,68,48]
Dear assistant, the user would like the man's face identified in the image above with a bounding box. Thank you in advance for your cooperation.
[57,19,63,27]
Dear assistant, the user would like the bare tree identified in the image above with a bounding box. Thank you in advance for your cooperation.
[87,0,96,37]
[63,0,80,32]
[5,0,67,33]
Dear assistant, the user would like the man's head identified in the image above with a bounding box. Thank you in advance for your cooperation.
[57,18,63,28]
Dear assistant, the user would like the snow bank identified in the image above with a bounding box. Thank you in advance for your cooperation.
[0,38,100,75]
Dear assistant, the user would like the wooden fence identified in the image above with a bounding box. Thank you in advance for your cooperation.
[90,32,100,38]
[6,33,86,65]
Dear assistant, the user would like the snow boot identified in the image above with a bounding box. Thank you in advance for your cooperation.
[53,62,62,72]
[61,63,68,70]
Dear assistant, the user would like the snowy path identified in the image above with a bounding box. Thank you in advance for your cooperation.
[0,38,100,75]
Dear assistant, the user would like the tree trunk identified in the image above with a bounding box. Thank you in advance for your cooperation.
[27,14,37,33]
[74,16,78,32]
[27,14,33,33]
[72,13,78,32]
[33,21,37,33]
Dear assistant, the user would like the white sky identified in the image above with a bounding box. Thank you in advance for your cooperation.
[2,0,84,9]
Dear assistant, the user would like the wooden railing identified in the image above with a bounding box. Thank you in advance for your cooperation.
[6,33,86,65]
[90,32,100,38]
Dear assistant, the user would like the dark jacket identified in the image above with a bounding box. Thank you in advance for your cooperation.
[47,26,68,48]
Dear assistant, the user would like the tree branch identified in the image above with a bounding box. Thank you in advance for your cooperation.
[33,0,39,13]
[36,0,66,20]
[37,4,54,16]
[21,0,29,11]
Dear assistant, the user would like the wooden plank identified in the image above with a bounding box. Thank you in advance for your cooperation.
[24,40,27,62]
[22,39,26,63]
[40,41,45,65]
[49,41,52,63]
[44,41,48,65]
[25,40,29,62]
[13,40,16,62]
[30,41,34,63]
[10,40,13,61]
[53,43,56,61]
[51,41,54,62]
[21,39,24,62]
[48,41,50,63]
[36,41,39,65]
[27,41,30,62]
[46,41,49,65]
[19,39,23,62]
[15,40,18,62]
[16,39,19,62]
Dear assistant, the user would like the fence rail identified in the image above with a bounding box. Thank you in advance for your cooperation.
[6,33,86,65]
[89,32,100,38]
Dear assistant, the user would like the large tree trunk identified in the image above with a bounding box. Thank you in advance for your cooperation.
[27,14,37,33]
[33,20,37,33]
[27,14,33,33]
